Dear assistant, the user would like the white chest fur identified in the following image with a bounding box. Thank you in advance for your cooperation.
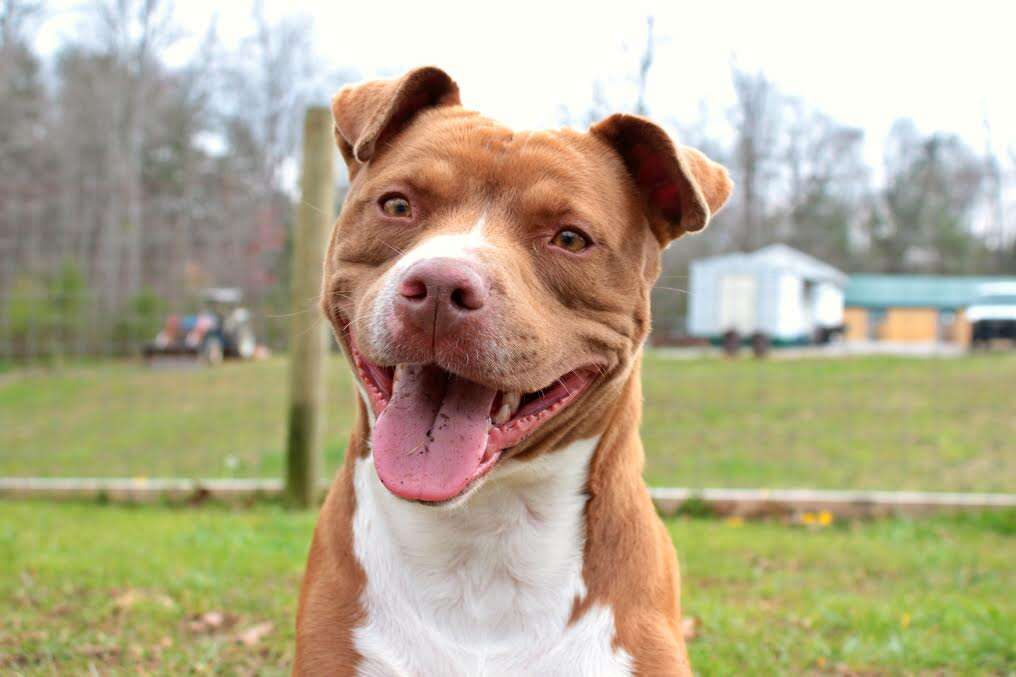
[350,437,633,677]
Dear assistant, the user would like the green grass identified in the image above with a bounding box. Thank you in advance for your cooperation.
[640,353,1016,491]
[2,352,1014,490]
[1,502,1012,674]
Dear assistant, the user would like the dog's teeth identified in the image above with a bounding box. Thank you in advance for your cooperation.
[493,391,521,425]
[503,391,521,413]
[493,403,512,425]
[492,391,522,425]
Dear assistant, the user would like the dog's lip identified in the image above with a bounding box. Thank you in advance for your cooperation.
[338,314,601,489]
[339,314,600,422]
[348,335,599,430]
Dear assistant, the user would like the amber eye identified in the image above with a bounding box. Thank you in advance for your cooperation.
[550,228,591,253]
[380,195,412,219]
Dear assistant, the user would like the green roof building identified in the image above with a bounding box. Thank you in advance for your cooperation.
[843,274,1016,344]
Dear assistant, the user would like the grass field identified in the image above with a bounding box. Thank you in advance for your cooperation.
[1,352,1014,491]
[1,502,1012,675]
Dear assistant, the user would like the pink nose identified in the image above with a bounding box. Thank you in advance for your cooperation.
[395,258,489,331]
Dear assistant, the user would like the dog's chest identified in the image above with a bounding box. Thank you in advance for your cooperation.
[350,438,633,676]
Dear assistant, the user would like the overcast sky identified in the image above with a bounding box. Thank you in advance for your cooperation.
[35,0,1016,171]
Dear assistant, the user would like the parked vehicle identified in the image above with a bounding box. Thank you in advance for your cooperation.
[968,283,1016,350]
[144,288,257,365]
[688,244,847,347]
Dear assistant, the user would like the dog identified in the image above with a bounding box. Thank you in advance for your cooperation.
[295,66,732,676]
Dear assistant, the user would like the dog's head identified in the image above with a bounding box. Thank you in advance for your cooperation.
[322,67,731,505]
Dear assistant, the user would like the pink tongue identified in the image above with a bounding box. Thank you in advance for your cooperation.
[372,364,498,502]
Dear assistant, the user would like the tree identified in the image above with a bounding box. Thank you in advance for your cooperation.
[728,66,784,251]
[634,16,654,117]
[868,120,988,273]
[221,2,315,193]
[71,0,182,308]
[0,0,48,272]
[780,101,868,269]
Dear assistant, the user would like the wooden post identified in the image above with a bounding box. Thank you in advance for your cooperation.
[286,107,334,507]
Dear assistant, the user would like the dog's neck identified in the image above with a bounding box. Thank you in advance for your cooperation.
[353,437,595,641]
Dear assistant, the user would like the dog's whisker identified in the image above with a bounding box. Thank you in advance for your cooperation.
[300,198,333,218]
[557,377,572,397]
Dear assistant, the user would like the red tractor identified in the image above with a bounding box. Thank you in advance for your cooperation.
[144,288,258,365]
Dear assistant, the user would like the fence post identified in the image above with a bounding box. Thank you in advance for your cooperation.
[285,107,335,508]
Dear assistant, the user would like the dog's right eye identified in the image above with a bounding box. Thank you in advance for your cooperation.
[380,194,412,219]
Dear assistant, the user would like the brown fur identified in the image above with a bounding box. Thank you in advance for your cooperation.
[294,66,731,676]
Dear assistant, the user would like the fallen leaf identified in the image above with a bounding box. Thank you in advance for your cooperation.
[188,610,237,634]
[113,589,142,610]
[112,588,175,612]
[153,593,176,609]
[206,611,226,627]
[236,621,274,647]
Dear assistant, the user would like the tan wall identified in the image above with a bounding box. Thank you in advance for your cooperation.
[843,307,868,342]
[950,310,972,346]
[881,308,939,342]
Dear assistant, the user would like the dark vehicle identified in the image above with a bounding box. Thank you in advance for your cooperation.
[143,288,257,365]
[968,284,1016,350]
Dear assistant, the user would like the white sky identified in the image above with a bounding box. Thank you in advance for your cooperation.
[34,0,1016,172]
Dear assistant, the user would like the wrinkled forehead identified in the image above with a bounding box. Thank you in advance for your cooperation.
[362,110,635,236]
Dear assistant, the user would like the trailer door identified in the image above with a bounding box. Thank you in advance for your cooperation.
[718,274,757,334]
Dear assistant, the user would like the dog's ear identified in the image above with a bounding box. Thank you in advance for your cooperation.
[331,67,461,172]
[590,113,732,245]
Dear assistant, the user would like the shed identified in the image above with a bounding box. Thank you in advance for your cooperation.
[843,274,1016,344]
[687,244,847,344]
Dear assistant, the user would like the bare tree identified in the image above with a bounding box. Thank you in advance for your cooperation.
[868,120,988,273]
[728,66,783,251]
[221,1,315,193]
[83,0,180,306]
[981,115,1012,272]
[584,14,656,125]
[0,0,47,176]
[634,16,654,117]
[0,0,48,315]
[780,99,868,267]
[0,0,43,56]
[213,3,321,303]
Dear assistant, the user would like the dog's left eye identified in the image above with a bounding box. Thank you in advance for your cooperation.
[550,228,591,253]
[380,195,412,219]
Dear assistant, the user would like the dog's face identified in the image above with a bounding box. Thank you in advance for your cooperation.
[322,67,731,505]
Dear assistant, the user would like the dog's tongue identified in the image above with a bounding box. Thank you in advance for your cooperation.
[372,364,498,502]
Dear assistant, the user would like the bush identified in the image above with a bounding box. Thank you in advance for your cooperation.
[111,288,167,355]
[3,261,90,361]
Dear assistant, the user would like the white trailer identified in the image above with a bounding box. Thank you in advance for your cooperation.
[687,244,847,344]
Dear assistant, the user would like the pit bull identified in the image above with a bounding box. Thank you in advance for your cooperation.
[295,66,732,676]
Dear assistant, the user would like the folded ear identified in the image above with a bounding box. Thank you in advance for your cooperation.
[590,113,733,244]
[331,66,461,171]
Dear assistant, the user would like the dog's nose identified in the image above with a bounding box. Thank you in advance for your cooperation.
[395,258,489,327]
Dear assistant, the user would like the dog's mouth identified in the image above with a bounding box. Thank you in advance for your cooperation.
[345,331,597,505]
